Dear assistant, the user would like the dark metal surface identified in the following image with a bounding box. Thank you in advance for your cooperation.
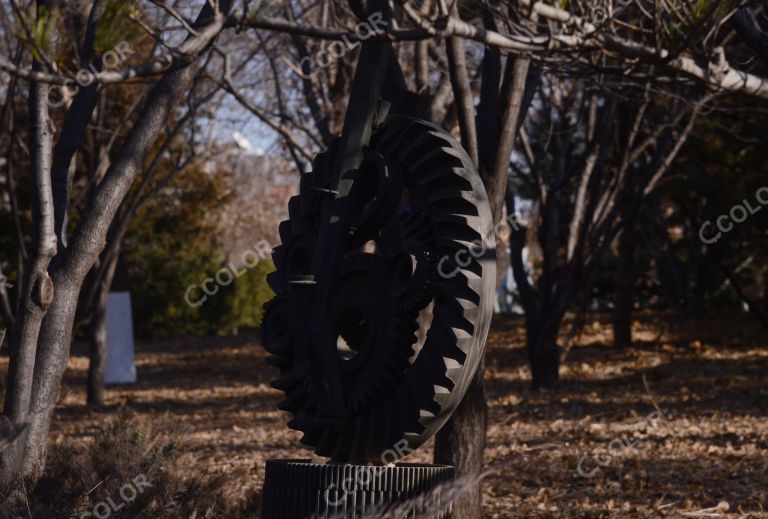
[262,116,496,463]
[260,0,494,468]
[261,459,454,518]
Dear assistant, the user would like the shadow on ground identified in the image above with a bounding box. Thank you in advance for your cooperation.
[14,313,765,517]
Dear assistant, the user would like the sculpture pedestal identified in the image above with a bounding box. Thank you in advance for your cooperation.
[261,459,454,518]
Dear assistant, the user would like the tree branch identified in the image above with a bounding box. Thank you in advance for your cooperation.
[445,30,478,164]
[50,0,106,252]
[3,0,58,428]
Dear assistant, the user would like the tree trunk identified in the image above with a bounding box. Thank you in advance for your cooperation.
[613,221,636,348]
[434,55,534,518]
[527,321,560,389]
[0,0,232,493]
[433,361,487,517]
[1,9,57,490]
[86,253,118,405]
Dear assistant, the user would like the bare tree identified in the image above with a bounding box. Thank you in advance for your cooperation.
[0,0,235,499]
[509,78,713,387]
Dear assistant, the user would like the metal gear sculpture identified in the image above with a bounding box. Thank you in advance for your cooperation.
[262,114,496,464]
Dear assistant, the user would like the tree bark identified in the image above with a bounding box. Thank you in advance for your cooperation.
[51,0,105,252]
[0,0,233,492]
[527,322,560,389]
[86,252,118,406]
[613,220,636,349]
[445,30,478,164]
[3,6,57,432]
[432,360,487,516]
[0,1,58,500]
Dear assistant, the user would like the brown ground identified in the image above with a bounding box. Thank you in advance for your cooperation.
[36,314,768,517]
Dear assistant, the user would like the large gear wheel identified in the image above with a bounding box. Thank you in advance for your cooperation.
[262,115,495,464]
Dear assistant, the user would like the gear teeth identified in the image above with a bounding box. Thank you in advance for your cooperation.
[375,124,424,162]
[435,235,482,254]
[311,149,332,181]
[299,424,324,447]
[261,115,495,465]
[432,275,481,306]
[443,357,464,385]
[404,144,452,173]
[278,220,293,243]
[419,409,436,421]
[427,321,468,365]
[265,271,281,292]
[421,356,456,394]
[427,188,474,205]
[287,195,302,221]
[278,389,305,413]
[423,171,473,193]
[434,297,475,335]
[271,364,309,392]
[262,298,294,356]
[408,373,442,417]
[390,131,437,164]
[414,166,455,188]
[265,355,290,368]
[298,172,313,197]
[370,117,410,153]
[434,219,481,243]
[401,213,433,242]
[429,197,480,217]
[431,384,453,410]
[420,397,441,418]
[431,212,473,227]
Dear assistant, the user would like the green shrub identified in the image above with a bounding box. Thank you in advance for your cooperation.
[124,166,276,339]
[214,259,276,334]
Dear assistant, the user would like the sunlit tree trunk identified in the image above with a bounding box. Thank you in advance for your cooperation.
[0,0,233,498]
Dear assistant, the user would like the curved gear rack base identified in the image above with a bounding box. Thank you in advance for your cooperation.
[261,459,454,518]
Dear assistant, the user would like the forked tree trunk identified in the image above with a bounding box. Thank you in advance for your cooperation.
[0,1,232,496]
[613,221,636,348]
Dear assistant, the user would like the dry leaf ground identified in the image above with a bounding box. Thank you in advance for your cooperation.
[4,312,766,518]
